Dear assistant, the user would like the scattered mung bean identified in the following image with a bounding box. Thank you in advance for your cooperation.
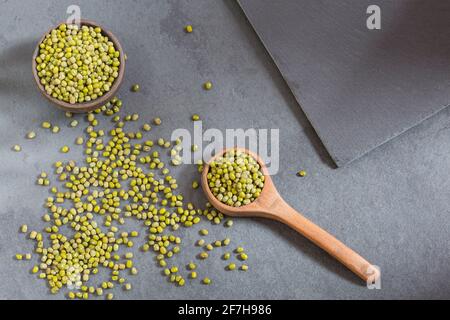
[60,145,69,153]
[12,145,22,152]
[188,262,197,270]
[227,263,236,271]
[41,122,51,129]
[26,131,36,139]
[75,137,84,145]
[239,253,248,261]
[297,170,307,177]
[131,84,140,92]
[15,97,249,299]
[203,81,213,90]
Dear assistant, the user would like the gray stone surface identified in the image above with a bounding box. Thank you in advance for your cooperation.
[239,0,450,167]
[0,0,449,300]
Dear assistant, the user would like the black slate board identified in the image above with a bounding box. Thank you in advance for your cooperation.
[238,0,450,166]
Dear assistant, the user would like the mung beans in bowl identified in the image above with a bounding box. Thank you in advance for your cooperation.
[32,20,125,113]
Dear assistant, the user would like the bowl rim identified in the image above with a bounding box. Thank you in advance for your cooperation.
[31,19,125,112]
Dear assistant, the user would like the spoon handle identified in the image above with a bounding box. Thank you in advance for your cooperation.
[272,199,378,282]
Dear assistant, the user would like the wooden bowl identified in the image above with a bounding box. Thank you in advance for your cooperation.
[32,20,125,113]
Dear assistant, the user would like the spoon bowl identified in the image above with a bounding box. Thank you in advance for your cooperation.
[201,148,280,219]
[201,147,379,283]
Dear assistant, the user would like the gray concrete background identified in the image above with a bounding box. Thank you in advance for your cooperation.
[0,0,449,300]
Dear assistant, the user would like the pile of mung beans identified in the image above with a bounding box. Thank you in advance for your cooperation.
[15,96,250,299]
[35,23,120,104]
[207,150,265,207]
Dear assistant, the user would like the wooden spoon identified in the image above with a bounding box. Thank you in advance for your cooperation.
[201,148,379,283]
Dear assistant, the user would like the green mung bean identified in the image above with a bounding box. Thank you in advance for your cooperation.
[12,145,21,152]
[227,263,236,271]
[203,81,213,90]
[60,145,69,153]
[199,252,209,259]
[297,170,307,177]
[131,84,140,92]
[26,131,36,139]
[41,121,51,129]
[75,136,84,145]
[239,253,248,261]
[188,262,197,270]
